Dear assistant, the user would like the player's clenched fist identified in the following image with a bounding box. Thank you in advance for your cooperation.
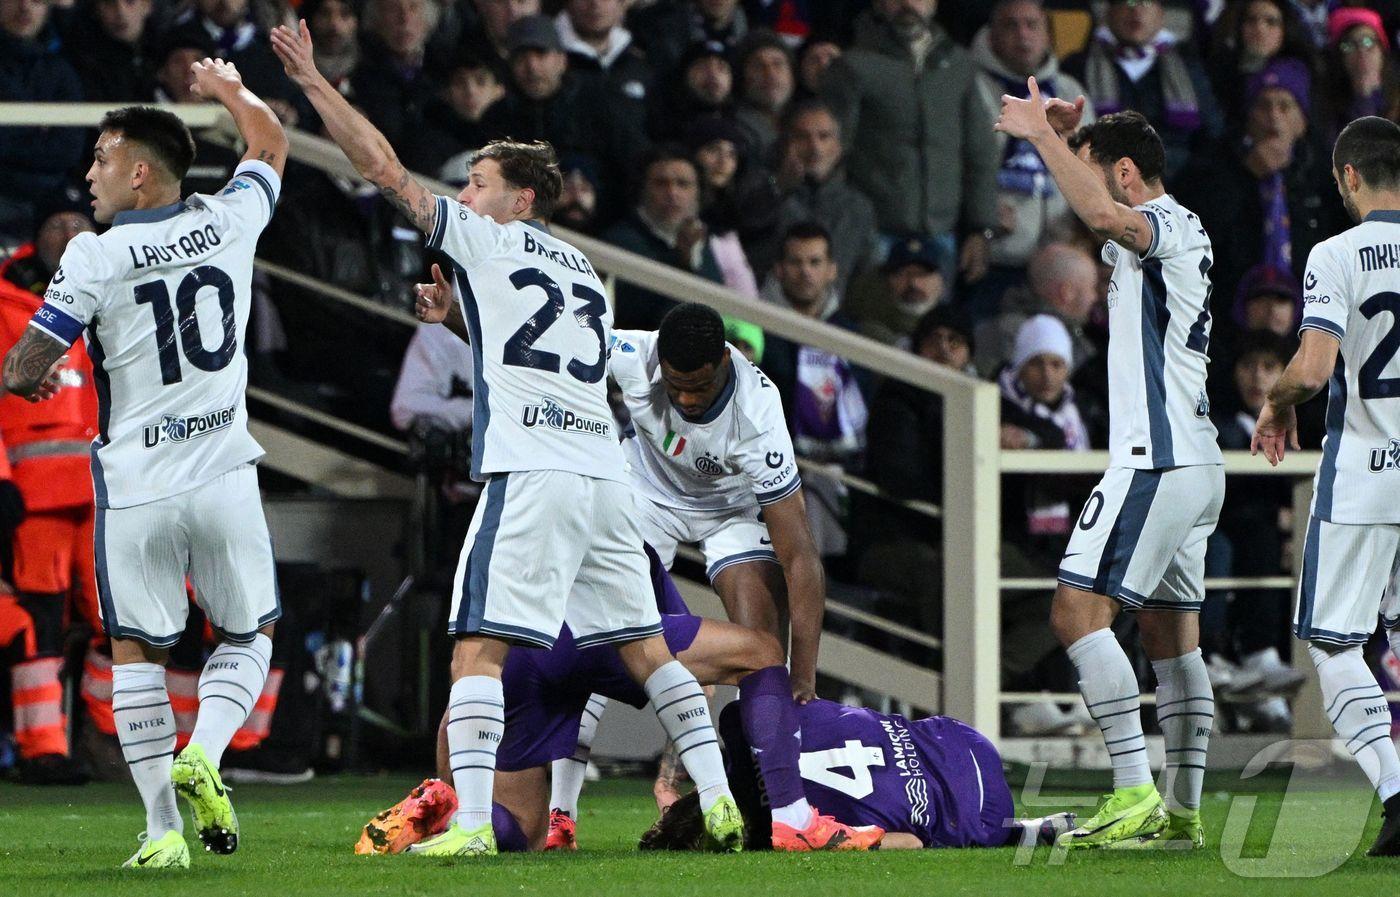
[415,263,454,324]
[189,58,244,100]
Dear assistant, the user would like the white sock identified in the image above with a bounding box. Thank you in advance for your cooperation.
[550,693,607,817]
[771,799,814,829]
[446,675,505,829]
[1152,649,1214,815]
[112,663,182,838]
[1067,629,1151,790]
[189,634,272,768]
[1310,644,1400,802]
[644,660,731,812]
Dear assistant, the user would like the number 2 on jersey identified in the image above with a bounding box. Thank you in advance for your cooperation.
[134,265,238,386]
[799,741,885,799]
[503,268,607,383]
[1360,292,1400,400]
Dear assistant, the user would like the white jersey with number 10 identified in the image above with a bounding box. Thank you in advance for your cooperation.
[27,160,278,509]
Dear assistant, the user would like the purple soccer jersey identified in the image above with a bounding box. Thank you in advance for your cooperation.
[722,699,1016,848]
[496,543,701,772]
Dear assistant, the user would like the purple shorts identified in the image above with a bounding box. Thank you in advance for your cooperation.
[496,612,702,772]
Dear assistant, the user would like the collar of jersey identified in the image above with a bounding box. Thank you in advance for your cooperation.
[113,201,190,227]
[675,357,737,426]
[523,218,547,232]
[1364,210,1400,224]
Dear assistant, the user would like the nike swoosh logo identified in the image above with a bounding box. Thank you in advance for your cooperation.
[136,849,165,866]
[759,538,772,545]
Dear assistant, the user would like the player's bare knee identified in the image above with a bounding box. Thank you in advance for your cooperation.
[745,629,784,671]
[110,636,168,666]
[616,634,673,683]
[450,635,509,680]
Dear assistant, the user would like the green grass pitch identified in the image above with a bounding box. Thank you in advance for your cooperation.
[0,774,1396,896]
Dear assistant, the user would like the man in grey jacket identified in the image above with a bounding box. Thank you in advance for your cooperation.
[819,0,999,286]
[972,0,1096,272]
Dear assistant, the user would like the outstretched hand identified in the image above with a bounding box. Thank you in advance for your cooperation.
[994,76,1056,142]
[270,19,323,90]
[189,57,244,101]
[415,263,455,324]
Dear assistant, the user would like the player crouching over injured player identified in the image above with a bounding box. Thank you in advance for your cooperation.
[641,700,1074,851]
[356,547,882,853]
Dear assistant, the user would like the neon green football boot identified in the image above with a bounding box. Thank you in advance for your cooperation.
[406,821,498,857]
[703,794,746,853]
[171,743,239,854]
[122,830,190,869]
[1151,811,1205,850]
[1055,783,1168,849]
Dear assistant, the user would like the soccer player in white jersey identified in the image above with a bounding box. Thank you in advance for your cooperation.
[1,63,287,869]
[996,82,1224,850]
[270,21,744,856]
[545,302,828,846]
[1253,116,1400,858]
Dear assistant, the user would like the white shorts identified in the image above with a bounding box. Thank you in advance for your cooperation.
[95,464,280,648]
[449,470,663,650]
[1296,516,1400,646]
[1058,465,1224,611]
[634,495,777,581]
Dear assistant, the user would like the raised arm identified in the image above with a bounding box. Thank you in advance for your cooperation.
[270,20,438,236]
[190,58,289,178]
[995,77,1153,254]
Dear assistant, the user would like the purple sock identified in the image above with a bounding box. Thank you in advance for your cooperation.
[492,802,529,852]
[738,665,806,810]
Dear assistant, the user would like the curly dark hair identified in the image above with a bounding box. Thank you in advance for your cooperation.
[639,791,709,851]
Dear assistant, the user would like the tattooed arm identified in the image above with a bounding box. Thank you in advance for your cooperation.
[653,739,690,815]
[3,328,70,402]
[270,20,438,236]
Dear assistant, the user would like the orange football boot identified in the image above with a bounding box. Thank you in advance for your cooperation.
[544,809,578,851]
[771,808,884,851]
[355,778,459,855]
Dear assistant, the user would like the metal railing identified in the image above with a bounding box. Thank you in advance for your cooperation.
[0,103,1335,745]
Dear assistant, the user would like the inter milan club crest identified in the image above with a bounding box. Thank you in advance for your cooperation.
[694,452,724,476]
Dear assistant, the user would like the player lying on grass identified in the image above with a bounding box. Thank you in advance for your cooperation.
[357,546,881,853]
[640,700,1075,851]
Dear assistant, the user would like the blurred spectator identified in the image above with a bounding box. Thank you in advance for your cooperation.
[1206,0,1315,119]
[390,325,475,433]
[553,155,602,234]
[0,0,86,238]
[743,0,862,46]
[556,0,655,110]
[794,34,841,99]
[348,0,439,146]
[998,315,1089,543]
[401,53,503,176]
[759,223,868,463]
[0,188,93,295]
[854,304,974,632]
[688,119,761,297]
[723,315,764,363]
[1063,0,1222,184]
[1320,8,1400,142]
[733,29,795,159]
[847,233,949,347]
[649,39,736,142]
[603,146,724,330]
[759,222,868,556]
[173,0,297,115]
[821,0,998,286]
[629,0,751,78]
[1179,58,1347,310]
[1289,0,1330,47]
[746,99,878,293]
[973,0,1097,283]
[459,0,540,75]
[1233,262,1301,338]
[974,242,1100,377]
[480,16,649,222]
[62,0,157,103]
[304,0,361,91]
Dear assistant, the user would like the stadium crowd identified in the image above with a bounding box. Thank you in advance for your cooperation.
[2,0,1400,778]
